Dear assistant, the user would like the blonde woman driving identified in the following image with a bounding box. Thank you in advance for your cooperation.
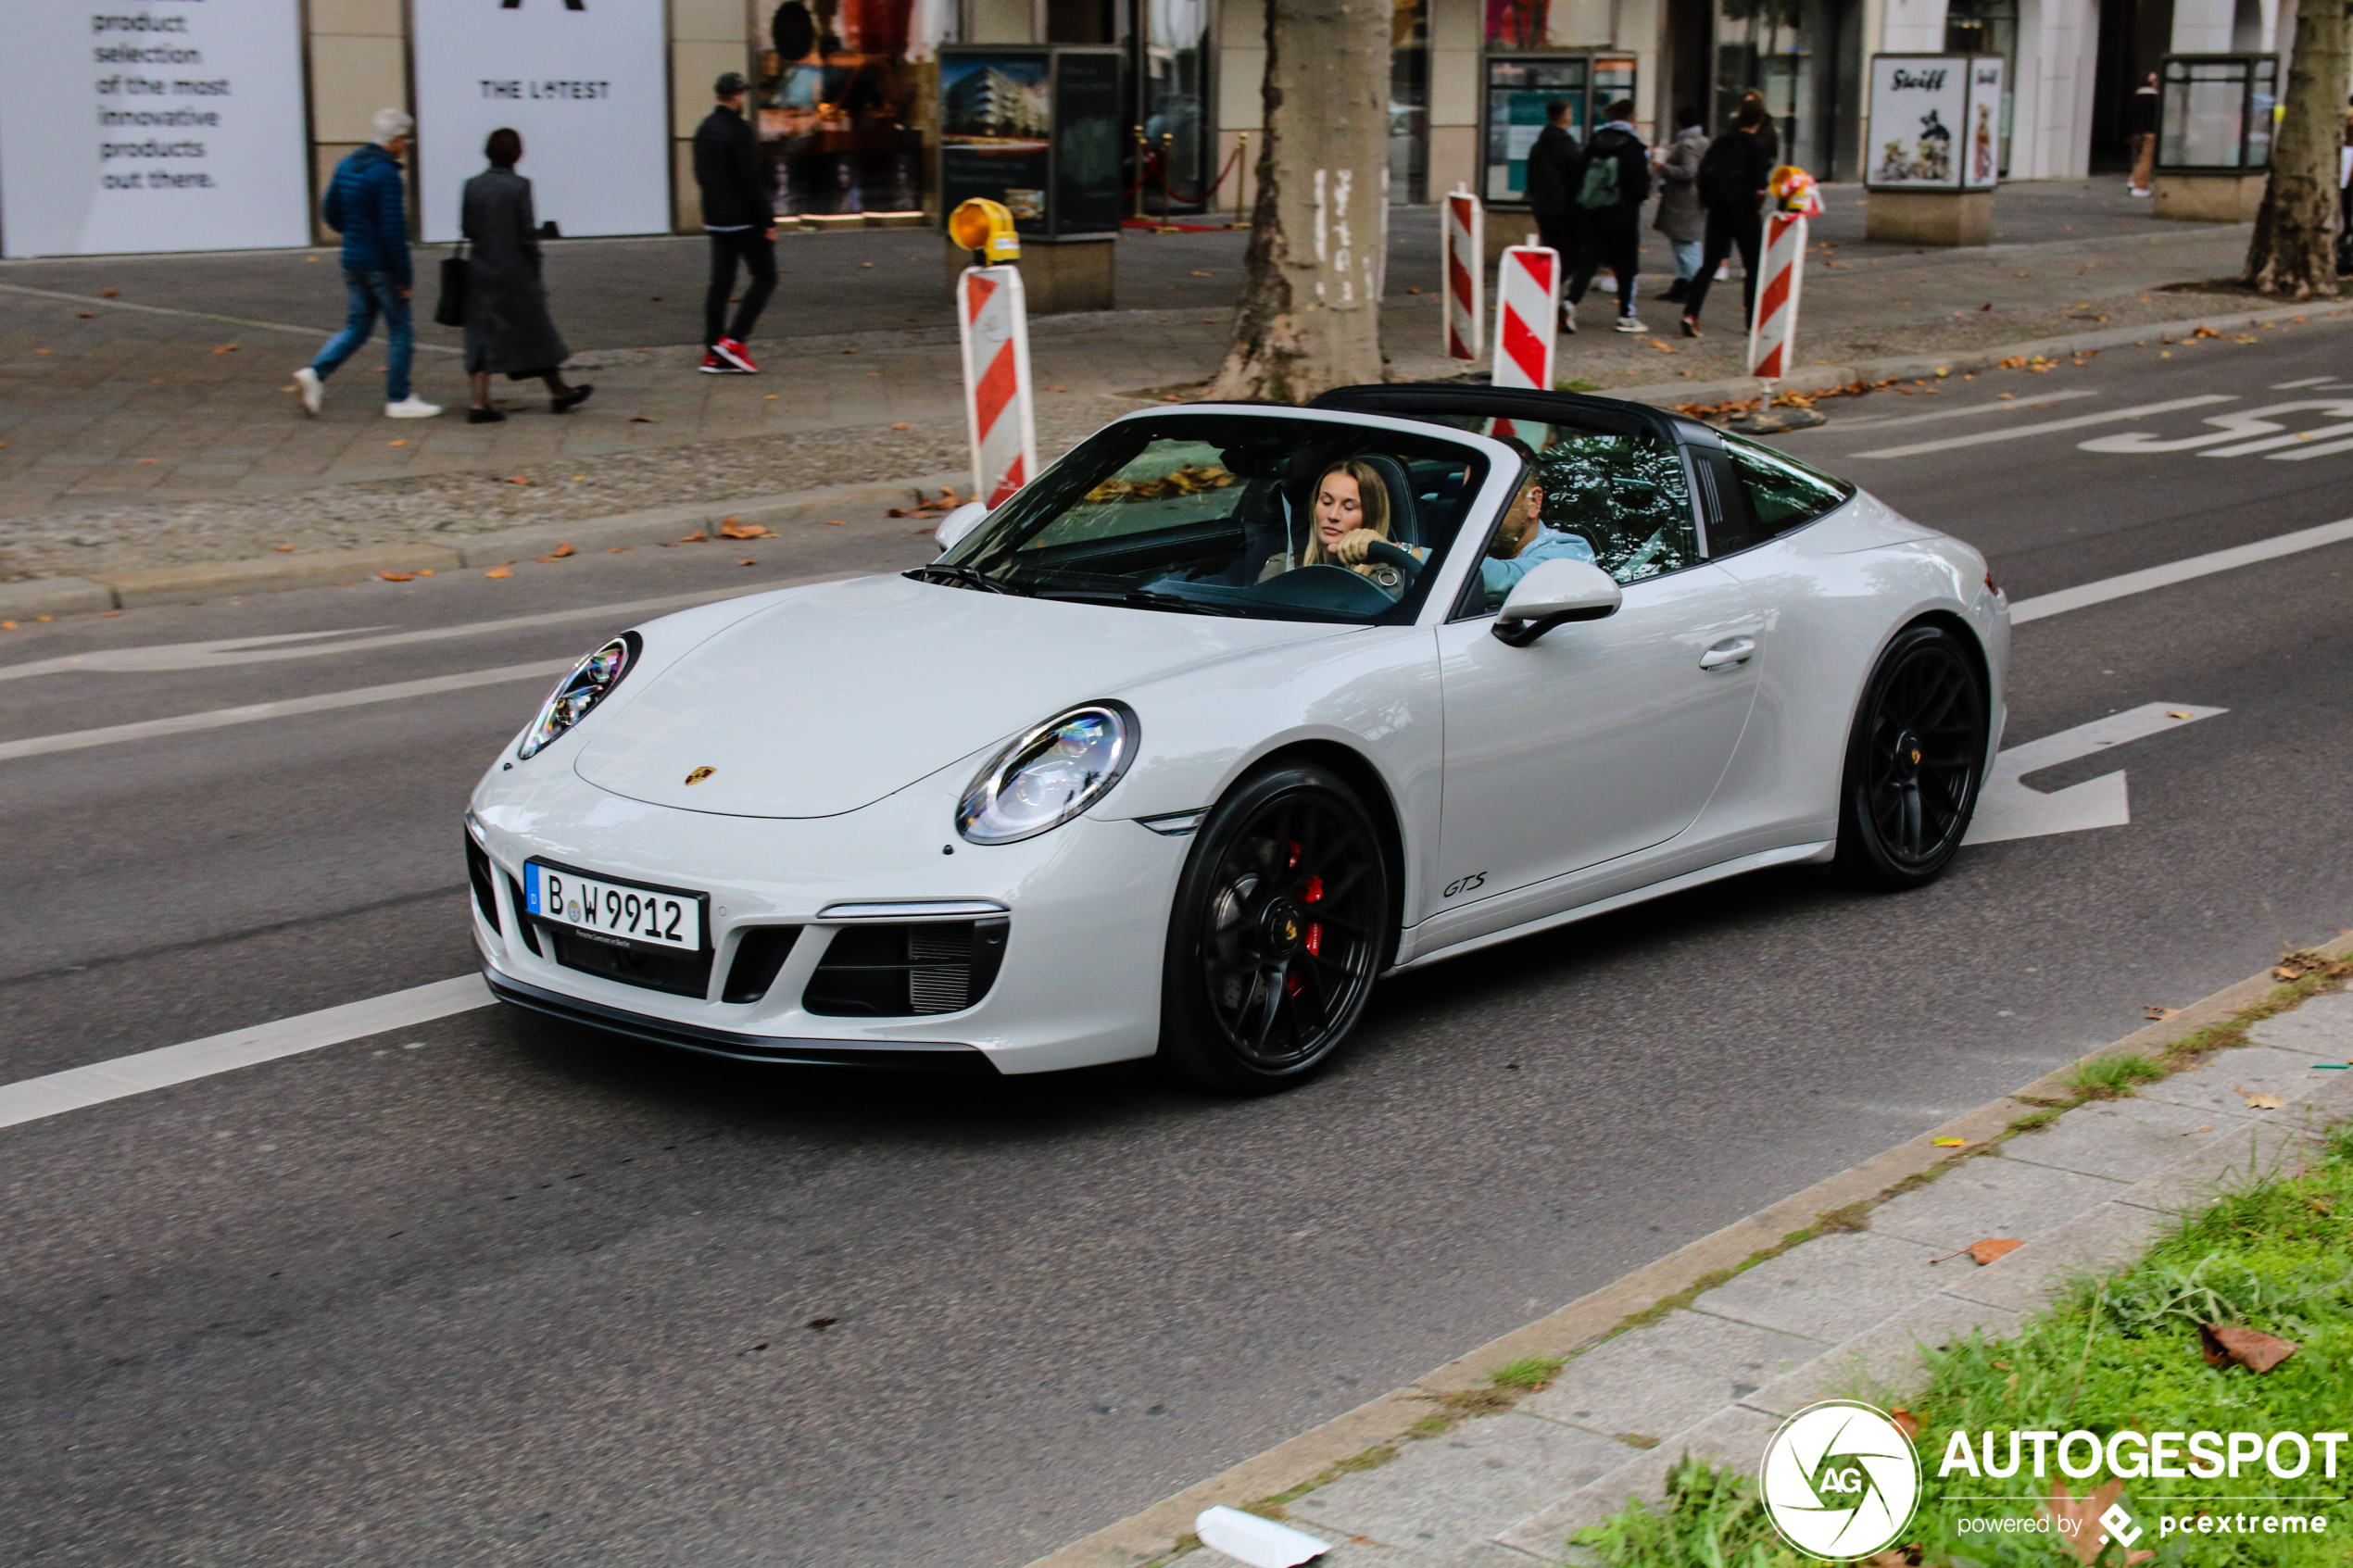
[1260,459,1423,593]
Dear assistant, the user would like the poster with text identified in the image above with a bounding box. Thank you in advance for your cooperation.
[0,0,309,258]
[1866,56,1968,189]
[1962,56,2004,188]
[412,0,670,244]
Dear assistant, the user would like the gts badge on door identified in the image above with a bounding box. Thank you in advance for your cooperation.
[1442,872,1487,898]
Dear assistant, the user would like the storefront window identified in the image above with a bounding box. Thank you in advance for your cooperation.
[1392,0,1429,204]
[756,0,952,217]
[1143,0,1210,208]
[1716,0,1810,166]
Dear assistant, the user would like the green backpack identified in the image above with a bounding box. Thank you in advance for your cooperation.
[1575,145,1621,210]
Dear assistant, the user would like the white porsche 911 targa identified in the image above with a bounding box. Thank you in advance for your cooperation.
[465,383,2007,1091]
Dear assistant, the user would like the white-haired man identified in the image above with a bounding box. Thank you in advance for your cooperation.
[294,107,440,419]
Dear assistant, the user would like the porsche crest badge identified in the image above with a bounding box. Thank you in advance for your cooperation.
[684,766,716,785]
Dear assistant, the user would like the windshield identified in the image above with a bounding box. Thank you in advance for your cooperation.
[926,413,1495,623]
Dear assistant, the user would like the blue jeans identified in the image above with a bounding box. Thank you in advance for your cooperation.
[311,269,413,402]
[1671,239,1704,281]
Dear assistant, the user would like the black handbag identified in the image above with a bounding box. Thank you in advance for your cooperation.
[433,242,468,328]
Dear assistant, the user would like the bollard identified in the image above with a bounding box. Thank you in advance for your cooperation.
[1441,185,1483,363]
[1492,235,1560,392]
[949,199,1037,508]
[1745,211,1807,380]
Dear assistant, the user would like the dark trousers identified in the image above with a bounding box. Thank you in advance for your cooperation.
[1682,207,1762,326]
[1567,218,1639,316]
[1532,209,1584,318]
[704,227,776,347]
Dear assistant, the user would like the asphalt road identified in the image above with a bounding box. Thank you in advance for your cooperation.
[4,319,2351,1567]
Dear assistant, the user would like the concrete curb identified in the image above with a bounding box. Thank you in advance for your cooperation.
[1022,935,2353,1568]
[1602,297,2353,412]
[0,470,966,616]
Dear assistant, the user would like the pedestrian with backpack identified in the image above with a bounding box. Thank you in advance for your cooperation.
[293,108,441,420]
[1565,99,1652,334]
[694,71,776,374]
[1678,98,1773,339]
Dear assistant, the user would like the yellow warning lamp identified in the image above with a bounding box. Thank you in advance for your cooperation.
[949,197,1021,264]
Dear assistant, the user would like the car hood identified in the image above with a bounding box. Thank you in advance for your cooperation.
[573,572,1349,818]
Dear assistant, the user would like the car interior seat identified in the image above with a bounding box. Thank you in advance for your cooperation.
[1348,453,1424,550]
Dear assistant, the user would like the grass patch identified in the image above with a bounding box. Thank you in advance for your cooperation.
[2066,1051,2170,1100]
[1572,1123,2353,1566]
[1493,1355,1569,1391]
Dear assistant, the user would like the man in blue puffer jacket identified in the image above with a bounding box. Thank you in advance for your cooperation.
[294,108,442,420]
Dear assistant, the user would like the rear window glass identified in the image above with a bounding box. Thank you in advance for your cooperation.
[1725,435,1854,536]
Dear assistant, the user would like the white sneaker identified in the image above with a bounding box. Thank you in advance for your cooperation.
[384,395,443,419]
[1613,316,1646,333]
[2129,186,2151,197]
[1560,300,1577,334]
[294,366,323,416]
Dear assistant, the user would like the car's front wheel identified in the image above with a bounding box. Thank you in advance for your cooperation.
[1831,621,1989,889]
[1159,764,1390,1094]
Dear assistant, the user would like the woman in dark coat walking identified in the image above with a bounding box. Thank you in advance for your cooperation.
[459,129,591,423]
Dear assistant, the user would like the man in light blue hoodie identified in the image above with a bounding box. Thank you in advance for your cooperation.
[294,108,441,420]
[1480,471,1598,609]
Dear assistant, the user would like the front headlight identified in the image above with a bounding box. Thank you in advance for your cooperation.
[517,632,641,760]
[957,701,1138,845]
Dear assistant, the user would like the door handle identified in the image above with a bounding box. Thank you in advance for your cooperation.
[1698,636,1756,671]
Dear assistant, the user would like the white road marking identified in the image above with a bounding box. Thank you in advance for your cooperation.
[0,659,569,761]
[1830,388,2099,432]
[2270,375,2344,389]
[2008,516,2353,623]
[2077,399,2353,455]
[1849,395,2238,458]
[1966,704,2226,845]
[0,976,491,1131]
[0,575,853,683]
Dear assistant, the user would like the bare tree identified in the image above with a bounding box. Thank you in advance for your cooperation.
[1205,0,1390,402]
[2244,0,2350,296]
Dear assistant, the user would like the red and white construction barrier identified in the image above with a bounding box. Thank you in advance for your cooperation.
[1745,212,1807,382]
[1491,237,1559,392]
[1441,186,1483,363]
[956,265,1038,508]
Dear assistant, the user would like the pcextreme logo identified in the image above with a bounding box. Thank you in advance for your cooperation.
[1760,1400,1923,1561]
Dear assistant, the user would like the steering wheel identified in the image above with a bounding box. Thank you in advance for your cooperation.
[1362,539,1423,589]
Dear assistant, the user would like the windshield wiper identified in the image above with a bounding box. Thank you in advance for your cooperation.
[1035,587,1246,617]
[904,563,1018,595]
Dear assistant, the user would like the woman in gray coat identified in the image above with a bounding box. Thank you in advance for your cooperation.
[460,129,591,423]
[1650,107,1709,304]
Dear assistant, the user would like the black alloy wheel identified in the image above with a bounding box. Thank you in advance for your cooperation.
[1159,765,1391,1093]
[1831,621,1989,889]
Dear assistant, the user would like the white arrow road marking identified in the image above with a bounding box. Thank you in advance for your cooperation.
[0,975,492,1131]
[1850,395,2237,458]
[1966,703,2225,846]
[2077,399,2353,455]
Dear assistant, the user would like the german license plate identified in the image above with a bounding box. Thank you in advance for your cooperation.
[524,860,706,950]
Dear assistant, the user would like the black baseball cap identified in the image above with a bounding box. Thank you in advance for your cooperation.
[715,71,749,97]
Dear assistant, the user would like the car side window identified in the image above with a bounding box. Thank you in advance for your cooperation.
[1723,434,1854,536]
[1531,432,1699,583]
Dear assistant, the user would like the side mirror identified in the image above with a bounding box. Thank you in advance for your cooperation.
[1491,558,1621,646]
[933,500,989,555]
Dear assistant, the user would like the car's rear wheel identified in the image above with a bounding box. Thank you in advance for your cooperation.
[1831,622,1989,889]
[1159,765,1390,1094]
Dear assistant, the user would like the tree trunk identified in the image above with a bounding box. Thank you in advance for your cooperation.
[1205,0,1390,403]
[2243,0,2349,297]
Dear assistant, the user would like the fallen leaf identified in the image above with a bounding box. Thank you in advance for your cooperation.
[417,569,434,576]
[2145,1005,2179,1021]
[137,458,158,464]
[675,532,705,543]
[2239,1089,2285,1110]
[484,567,513,578]
[101,287,119,296]
[891,421,911,430]
[1932,1136,1970,1148]
[1980,301,1993,310]
[2275,965,2306,981]
[1407,285,1422,294]
[1968,1237,2023,1265]
[508,475,530,484]
[273,544,294,552]
[717,519,774,539]
[544,543,574,558]
[2043,1477,2125,1564]
[2167,709,2192,719]
[389,439,409,446]
[79,310,94,319]
[0,621,15,631]
[738,558,757,566]
[1046,385,1066,393]
[824,518,847,526]
[572,475,585,482]
[765,393,777,399]
[630,415,659,422]
[1888,1407,1922,1440]
[2182,1124,2213,1135]
[34,614,52,622]
[379,571,415,582]
[607,546,631,554]
[2200,1323,2297,1373]
[806,1316,837,1330]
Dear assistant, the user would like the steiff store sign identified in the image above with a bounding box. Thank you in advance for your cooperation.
[410,0,669,244]
[0,0,311,257]
[1867,55,2005,190]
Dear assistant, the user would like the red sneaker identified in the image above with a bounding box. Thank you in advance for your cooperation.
[712,337,760,373]
[699,349,728,374]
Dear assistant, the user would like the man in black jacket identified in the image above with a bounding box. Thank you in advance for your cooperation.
[1523,101,1583,332]
[1679,100,1773,338]
[1565,99,1652,334]
[695,72,776,373]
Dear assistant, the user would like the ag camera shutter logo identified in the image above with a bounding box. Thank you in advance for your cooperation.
[1760,1400,1922,1560]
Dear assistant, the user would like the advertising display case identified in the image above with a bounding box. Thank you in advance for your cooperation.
[937,45,1123,241]
[2155,53,2277,172]
[1478,53,1636,207]
[1866,54,2004,190]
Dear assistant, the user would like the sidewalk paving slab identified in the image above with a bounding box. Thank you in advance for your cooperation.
[1865,1152,2126,1250]
[1939,1198,2178,1316]
[1740,1290,2030,1418]
[1995,1094,2256,1183]
[1491,1405,1784,1560]
[1684,1230,1947,1342]
[2134,1044,2339,1120]
[1288,1415,1636,1561]
[1516,1310,1822,1440]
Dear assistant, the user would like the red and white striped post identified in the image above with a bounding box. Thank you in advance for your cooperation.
[1441,185,1483,363]
[1491,236,1559,392]
[956,265,1038,508]
[1745,212,1808,382]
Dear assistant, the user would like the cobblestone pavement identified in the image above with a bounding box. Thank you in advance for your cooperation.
[0,179,2272,583]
